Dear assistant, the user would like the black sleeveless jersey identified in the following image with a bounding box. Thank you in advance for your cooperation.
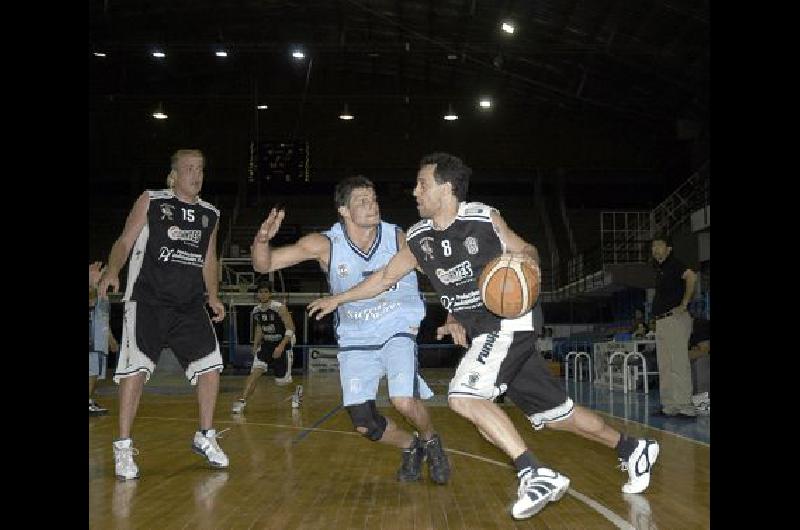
[123,189,219,306]
[252,301,287,343]
[406,202,533,337]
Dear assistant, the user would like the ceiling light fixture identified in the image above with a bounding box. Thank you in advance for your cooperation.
[443,104,458,121]
[152,102,168,120]
[501,21,516,34]
[339,103,354,120]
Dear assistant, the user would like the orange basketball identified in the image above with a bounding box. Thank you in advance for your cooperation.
[478,254,541,318]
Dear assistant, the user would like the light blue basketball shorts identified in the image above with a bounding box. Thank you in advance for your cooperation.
[337,334,433,406]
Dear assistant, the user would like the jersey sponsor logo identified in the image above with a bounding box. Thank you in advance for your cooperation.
[337,263,349,277]
[343,300,401,321]
[465,207,484,215]
[419,236,435,261]
[466,372,480,388]
[160,203,175,221]
[158,246,204,267]
[435,260,473,285]
[201,214,209,228]
[440,290,483,312]
[167,226,202,244]
[464,237,479,255]
[159,246,175,262]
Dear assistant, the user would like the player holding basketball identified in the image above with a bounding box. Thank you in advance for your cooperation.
[309,153,660,521]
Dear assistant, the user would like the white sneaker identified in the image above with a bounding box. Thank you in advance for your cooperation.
[192,429,230,468]
[511,467,570,520]
[620,439,659,493]
[275,374,293,386]
[231,399,246,414]
[113,438,140,480]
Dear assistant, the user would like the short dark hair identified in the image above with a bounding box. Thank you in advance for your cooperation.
[334,175,375,209]
[256,281,272,292]
[419,152,471,201]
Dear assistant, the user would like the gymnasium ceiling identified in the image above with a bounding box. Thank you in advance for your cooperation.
[89,0,709,202]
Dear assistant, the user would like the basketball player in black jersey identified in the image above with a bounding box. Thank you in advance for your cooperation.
[309,153,660,520]
[231,282,296,414]
[97,149,229,480]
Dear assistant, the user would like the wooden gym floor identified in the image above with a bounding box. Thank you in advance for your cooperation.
[89,369,709,529]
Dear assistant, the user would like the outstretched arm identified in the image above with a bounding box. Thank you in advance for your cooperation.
[307,245,419,319]
[251,208,331,272]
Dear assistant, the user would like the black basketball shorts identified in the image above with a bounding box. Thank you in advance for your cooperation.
[114,300,223,385]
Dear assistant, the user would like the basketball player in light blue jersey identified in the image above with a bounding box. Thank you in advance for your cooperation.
[251,176,451,484]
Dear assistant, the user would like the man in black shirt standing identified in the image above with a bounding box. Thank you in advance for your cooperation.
[651,235,698,416]
[97,149,228,480]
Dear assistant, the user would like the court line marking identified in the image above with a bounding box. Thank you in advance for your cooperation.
[291,405,343,444]
[135,415,634,529]
[592,409,710,447]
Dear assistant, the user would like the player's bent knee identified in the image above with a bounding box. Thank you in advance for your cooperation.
[346,400,387,441]
[447,395,475,417]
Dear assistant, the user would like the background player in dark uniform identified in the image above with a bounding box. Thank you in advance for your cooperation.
[97,149,228,480]
[231,282,296,414]
[309,153,660,521]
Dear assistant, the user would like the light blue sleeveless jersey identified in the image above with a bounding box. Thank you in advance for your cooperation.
[324,221,425,349]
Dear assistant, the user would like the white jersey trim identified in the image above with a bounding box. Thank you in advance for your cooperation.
[457,201,495,222]
[123,224,149,302]
[406,219,433,240]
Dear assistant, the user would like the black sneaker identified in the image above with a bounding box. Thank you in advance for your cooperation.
[423,434,450,485]
[396,435,424,482]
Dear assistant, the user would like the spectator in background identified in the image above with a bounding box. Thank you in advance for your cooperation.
[631,308,648,339]
[651,234,698,417]
[688,318,710,415]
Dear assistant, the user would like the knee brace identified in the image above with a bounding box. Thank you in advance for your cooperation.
[346,400,387,441]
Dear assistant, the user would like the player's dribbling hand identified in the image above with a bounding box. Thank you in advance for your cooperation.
[254,207,286,245]
[208,297,226,322]
[436,321,469,347]
[307,296,339,320]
